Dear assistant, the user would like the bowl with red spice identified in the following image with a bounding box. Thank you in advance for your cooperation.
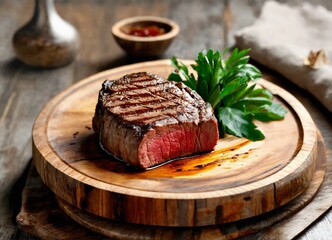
[112,16,180,57]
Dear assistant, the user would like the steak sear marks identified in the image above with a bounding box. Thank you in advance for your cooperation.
[93,72,219,169]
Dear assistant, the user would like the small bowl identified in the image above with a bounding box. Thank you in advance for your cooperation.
[112,16,180,57]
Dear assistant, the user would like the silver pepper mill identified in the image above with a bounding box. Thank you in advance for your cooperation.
[12,0,79,68]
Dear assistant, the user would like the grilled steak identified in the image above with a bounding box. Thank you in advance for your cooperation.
[93,72,219,169]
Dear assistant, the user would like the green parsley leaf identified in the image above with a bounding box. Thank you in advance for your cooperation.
[168,56,197,90]
[168,48,287,141]
[219,107,265,141]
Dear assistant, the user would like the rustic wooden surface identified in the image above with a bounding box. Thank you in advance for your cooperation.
[15,133,327,240]
[32,60,318,227]
[0,0,331,239]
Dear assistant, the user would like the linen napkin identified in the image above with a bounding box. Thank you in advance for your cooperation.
[235,1,332,112]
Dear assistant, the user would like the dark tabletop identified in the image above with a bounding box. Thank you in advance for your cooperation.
[0,0,331,239]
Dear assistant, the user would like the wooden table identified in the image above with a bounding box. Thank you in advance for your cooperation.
[0,0,331,239]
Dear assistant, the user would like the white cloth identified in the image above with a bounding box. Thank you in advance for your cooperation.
[235,1,332,111]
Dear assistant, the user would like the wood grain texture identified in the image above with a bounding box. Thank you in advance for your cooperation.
[16,163,103,240]
[256,63,332,240]
[1,0,332,239]
[16,134,327,239]
[32,60,317,227]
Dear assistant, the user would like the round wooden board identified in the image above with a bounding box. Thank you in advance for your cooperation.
[56,133,326,240]
[32,60,317,227]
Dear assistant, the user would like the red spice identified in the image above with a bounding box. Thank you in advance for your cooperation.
[125,25,166,37]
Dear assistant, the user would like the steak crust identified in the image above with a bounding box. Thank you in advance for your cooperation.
[93,72,219,169]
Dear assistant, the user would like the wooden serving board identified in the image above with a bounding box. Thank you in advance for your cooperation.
[16,135,328,240]
[17,134,327,240]
[32,60,317,227]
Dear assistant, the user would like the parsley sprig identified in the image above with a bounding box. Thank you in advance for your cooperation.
[168,48,287,141]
